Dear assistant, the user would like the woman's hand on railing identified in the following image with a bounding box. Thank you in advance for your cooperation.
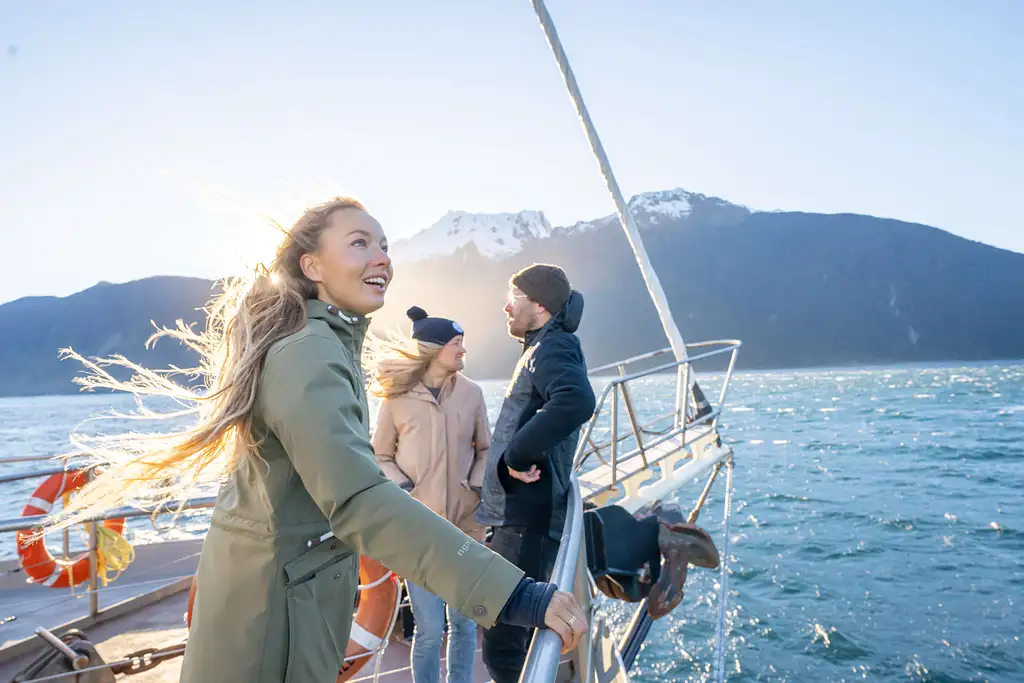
[544,590,587,654]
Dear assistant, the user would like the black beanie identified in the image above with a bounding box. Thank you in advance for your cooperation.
[407,306,464,345]
[510,263,571,314]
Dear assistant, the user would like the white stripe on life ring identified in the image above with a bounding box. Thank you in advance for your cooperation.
[54,472,70,498]
[42,566,64,587]
[348,622,384,651]
[27,497,54,513]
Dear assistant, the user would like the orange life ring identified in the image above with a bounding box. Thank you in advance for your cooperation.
[185,554,401,682]
[15,470,126,589]
[338,556,402,683]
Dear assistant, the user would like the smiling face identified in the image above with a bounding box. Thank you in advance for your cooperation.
[299,207,393,315]
[432,335,466,373]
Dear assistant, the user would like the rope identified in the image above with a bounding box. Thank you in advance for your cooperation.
[51,491,136,590]
[357,570,393,592]
[95,524,135,585]
[687,461,723,525]
[712,456,734,683]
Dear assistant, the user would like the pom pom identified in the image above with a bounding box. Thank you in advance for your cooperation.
[407,306,428,322]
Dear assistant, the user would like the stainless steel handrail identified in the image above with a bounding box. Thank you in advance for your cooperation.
[0,467,77,485]
[0,496,217,534]
[517,473,584,683]
[587,339,741,376]
[0,454,78,464]
[597,341,741,387]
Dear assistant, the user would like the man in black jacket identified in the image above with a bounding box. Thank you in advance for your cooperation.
[476,263,597,683]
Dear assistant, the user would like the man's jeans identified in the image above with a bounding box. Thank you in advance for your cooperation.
[406,582,477,683]
[481,526,561,683]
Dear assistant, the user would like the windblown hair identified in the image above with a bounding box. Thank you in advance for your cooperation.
[46,197,367,533]
[366,332,443,401]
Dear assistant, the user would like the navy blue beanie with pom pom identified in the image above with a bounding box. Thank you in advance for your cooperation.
[407,306,464,345]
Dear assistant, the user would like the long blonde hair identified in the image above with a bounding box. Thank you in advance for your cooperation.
[46,197,367,532]
[367,332,444,401]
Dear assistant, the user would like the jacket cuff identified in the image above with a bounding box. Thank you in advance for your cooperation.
[498,577,556,628]
[502,446,531,472]
[456,553,525,628]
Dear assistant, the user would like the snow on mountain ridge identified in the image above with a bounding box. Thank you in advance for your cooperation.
[628,188,694,222]
[567,187,742,232]
[394,188,753,262]
[391,210,553,261]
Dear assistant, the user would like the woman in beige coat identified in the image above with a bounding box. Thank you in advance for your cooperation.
[371,306,490,683]
[44,198,586,683]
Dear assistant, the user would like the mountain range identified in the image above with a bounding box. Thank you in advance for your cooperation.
[2,188,1022,397]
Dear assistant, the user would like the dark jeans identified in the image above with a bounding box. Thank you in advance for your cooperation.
[482,526,560,683]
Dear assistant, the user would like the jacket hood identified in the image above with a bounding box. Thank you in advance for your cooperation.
[557,289,584,333]
[523,289,583,349]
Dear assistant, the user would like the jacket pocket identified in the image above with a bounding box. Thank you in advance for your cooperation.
[282,542,358,683]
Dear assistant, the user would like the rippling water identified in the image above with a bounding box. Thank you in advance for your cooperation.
[2,363,1022,681]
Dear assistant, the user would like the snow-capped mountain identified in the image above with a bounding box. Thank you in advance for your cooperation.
[567,188,752,232]
[629,187,699,223]
[394,188,753,262]
[390,210,554,261]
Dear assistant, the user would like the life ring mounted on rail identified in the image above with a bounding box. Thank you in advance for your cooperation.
[184,554,402,682]
[15,469,130,589]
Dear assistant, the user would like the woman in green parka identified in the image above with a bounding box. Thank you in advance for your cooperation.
[48,197,586,682]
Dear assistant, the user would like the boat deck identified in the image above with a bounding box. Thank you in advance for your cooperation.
[0,538,200,681]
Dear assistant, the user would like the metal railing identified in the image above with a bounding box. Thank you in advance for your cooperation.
[577,340,741,490]
[517,474,584,683]
[0,497,217,536]
[518,339,741,682]
[0,470,215,625]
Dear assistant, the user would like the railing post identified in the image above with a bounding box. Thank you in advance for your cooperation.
[610,384,619,487]
[714,348,741,431]
[617,367,648,467]
[681,362,691,445]
[674,364,686,431]
[86,469,100,619]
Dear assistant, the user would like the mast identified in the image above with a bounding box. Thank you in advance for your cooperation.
[529,0,689,366]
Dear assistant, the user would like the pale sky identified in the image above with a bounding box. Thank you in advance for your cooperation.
[1,1,1021,304]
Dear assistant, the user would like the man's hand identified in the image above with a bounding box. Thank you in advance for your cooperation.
[507,464,541,483]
